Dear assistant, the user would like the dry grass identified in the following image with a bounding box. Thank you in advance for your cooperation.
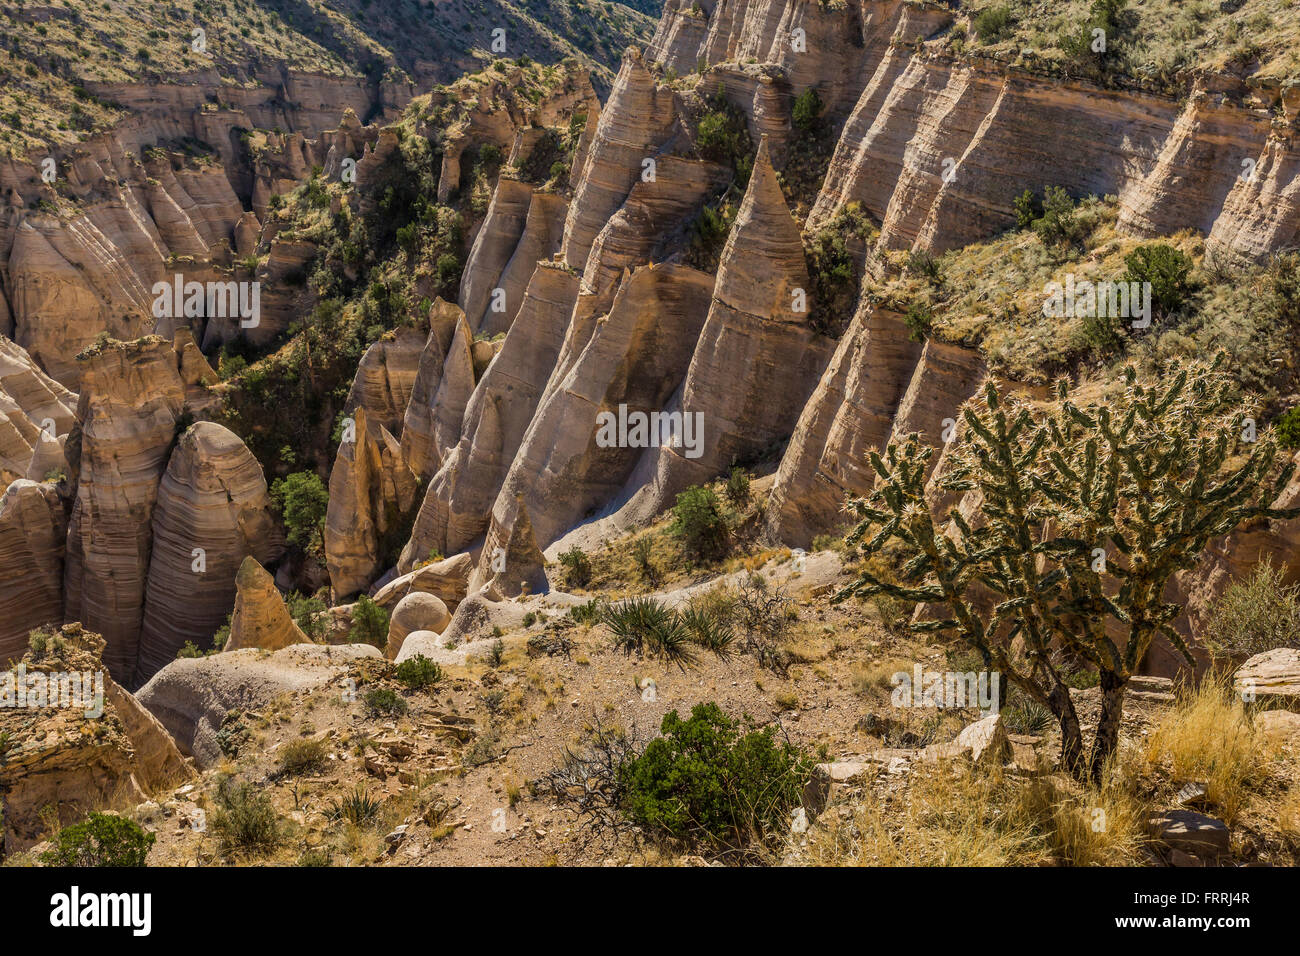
[1014,771,1151,866]
[1140,673,1276,825]
[951,0,1300,87]
[799,759,1152,867]
[1278,785,1300,850]
[851,658,914,697]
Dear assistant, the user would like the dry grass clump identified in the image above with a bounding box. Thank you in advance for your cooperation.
[278,737,329,776]
[850,658,915,697]
[798,762,1151,867]
[1278,786,1300,851]
[1139,673,1276,825]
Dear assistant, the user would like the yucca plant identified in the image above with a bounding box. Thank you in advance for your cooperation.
[603,596,697,671]
[327,786,383,826]
[680,603,735,659]
[633,537,658,585]
[1002,699,1054,736]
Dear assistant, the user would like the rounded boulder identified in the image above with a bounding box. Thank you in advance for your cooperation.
[386,592,451,659]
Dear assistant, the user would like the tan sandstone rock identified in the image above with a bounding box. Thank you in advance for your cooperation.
[136,423,284,683]
[225,557,309,653]
[63,336,186,681]
[385,592,452,660]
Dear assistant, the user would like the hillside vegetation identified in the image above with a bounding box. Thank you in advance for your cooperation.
[950,0,1300,90]
[0,0,654,154]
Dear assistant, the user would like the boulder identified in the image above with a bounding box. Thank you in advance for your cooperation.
[803,759,876,815]
[386,592,452,660]
[1234,648,1300,705]
[392,629,446,664]
[1148,810,1230,860]
[372,552,474,612]
[1254,709,1300,745]
[921,713,1009,766]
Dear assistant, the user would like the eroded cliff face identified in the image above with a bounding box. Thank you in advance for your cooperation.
[324,404,421,600]
[136,422,283,683]
[63,337,186,681]
[0,480,67,666]
[648,0,1300,267]
[560,49,682,273]
[0,623,192,853]
[765,303,922,546]
[484,261,717,565]
[0,71,405,386]
[402,265,580,568]
[8,0,1300,692]
[608,135,831,532]
[0,336,76,486]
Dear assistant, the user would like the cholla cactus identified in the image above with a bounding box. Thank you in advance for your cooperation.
[838,355,1298,780]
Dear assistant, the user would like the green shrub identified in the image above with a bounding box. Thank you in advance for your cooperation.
[286,591,327,641]
[1060,0,1128,70]
[904,301,933,343]
[669,485,731,561]
[633,537,658,585]
[791,87,822,133]
[620,703,813,855]
[905,249,943,283]
[210,778,282,855]
[1276,407,1300,449]
[279,737,329,776]
[1013,188,1042,229]
[1122,243,1193,319]
[348,594,389,648]
[694,95,753,185]
[725,465,751,505]
[804,201,874,335]
[364,687,409,716]
[28,627,49,655]
[393,654,444,690]
[686,198,736,273]
[40,812,155,867]
[436,253,462,298]
[569,599,602,625]
[973,5,1013,43]
[559,545,593,588]
[1030,186,1083,247]
[1203,560,1300,659]
[270,471,328,555]
[1079,309,1125,357]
